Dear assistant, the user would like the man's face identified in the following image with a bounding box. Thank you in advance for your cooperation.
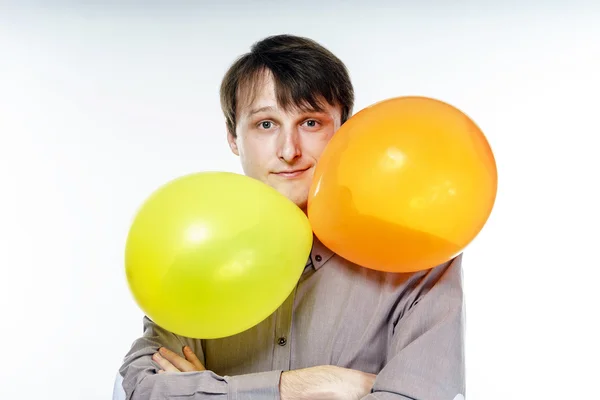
[227,75,342,211]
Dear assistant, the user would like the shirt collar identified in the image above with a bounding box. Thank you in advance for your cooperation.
[309,234,335,271]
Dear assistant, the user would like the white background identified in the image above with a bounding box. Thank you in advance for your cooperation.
[1,2,599,399]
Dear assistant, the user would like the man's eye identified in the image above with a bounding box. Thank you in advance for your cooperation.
[304,119,319,128]
[259,121,273,129]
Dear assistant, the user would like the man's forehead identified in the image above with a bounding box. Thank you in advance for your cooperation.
[246,105,277,116]
[235,70,340,119]
[236,72,276,114]
[238,91,338,118]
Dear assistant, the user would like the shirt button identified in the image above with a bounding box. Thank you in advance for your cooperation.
[277,337,287,346]
[315,255,322,262]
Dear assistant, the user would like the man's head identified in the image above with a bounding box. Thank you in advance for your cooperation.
[220,34,354,211]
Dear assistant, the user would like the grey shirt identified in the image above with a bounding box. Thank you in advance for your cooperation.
[119,236,466,399]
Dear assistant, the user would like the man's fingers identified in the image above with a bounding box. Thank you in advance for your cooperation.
[158,347,197,372]
[183,346,206,371]
[152,352,179,372]
[151,346,205,373]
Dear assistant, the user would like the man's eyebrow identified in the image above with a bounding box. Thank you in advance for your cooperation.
[244,105,331,119]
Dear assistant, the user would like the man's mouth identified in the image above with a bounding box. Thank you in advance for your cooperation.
[274,167,311,178]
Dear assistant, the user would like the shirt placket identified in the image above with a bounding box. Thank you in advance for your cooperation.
[271,284,297,371]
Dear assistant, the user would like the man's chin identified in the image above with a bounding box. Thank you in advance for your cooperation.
[274,188,308,211]
[294,199,308,214]
[285,193,308,211]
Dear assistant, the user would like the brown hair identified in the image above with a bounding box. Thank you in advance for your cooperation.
[220,34,354,137]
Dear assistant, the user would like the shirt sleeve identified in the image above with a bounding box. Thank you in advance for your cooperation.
[119,316,283,400]
[361,255,466,400]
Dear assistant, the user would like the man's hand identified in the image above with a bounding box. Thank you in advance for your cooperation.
[280,365,376,400]
[152,346,205,373]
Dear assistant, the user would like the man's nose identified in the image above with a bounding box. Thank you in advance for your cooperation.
[277,127,302,163]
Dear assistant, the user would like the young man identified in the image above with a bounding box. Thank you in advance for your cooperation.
[118,34,466,400]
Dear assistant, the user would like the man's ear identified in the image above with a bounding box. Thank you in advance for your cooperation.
[227,130,239,156]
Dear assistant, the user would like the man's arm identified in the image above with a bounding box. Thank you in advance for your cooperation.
[280,366,375,400]
[121,317,375,400]
[361,255,466,400]
[120,316,377,400]
[119,316,282,400]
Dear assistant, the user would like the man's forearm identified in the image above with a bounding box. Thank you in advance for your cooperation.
[280,367,340,400]
[120,313,373,400]
[280,365,375,400]
[122,367,281,400]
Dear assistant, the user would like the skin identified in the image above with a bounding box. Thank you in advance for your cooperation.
[152,72,376,399]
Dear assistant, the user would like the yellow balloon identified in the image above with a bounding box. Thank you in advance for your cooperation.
[125,172,312,339]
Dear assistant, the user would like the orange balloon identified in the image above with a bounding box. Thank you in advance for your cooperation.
[308,96,497,273]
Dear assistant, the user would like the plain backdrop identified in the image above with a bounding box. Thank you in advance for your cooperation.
[1,2,599,399]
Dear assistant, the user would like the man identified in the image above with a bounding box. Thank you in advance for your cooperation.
[118,34,465,400]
